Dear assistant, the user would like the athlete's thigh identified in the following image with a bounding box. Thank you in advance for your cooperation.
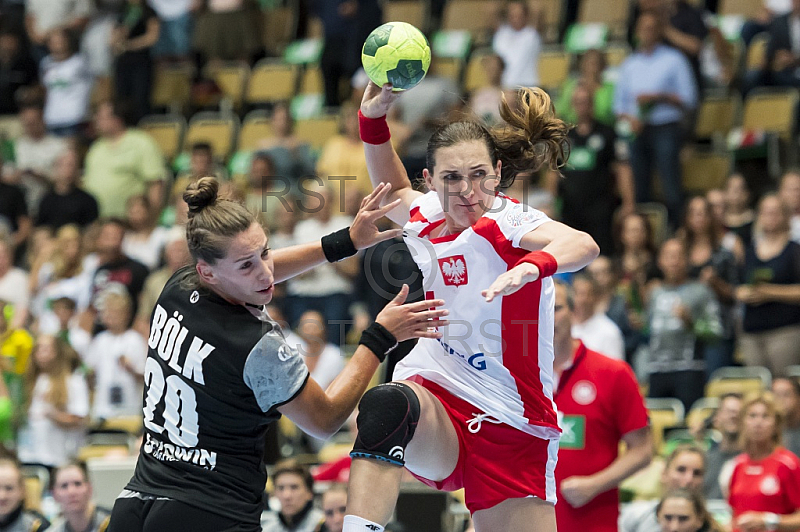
[472,496,556,532]
[399,379,460,482]
[143,499,260,532]
[107,496,149,532]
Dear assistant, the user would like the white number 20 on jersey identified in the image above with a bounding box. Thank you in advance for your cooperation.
[143,357,200,447]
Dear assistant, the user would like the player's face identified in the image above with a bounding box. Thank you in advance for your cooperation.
[425,140,501,233]
[0,466,23,518]
[274,473,313,519]
[199,223,275,307]
[52,466,91,515]
[663,451,704,491]
[742,402,777,446]
[657,497,703,532]
[322,490,347,532]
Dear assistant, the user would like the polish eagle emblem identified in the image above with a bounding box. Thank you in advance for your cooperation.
[439,255,468,286]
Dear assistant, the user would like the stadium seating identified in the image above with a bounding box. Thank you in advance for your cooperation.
[537,50,571,91]
[151,62,195,113]
[694,92,740,140]
[719,0,762,18]
[577,0,631,39]
[706,366,772,398]
[787,365,800,379]
[138,114,187,163]
[294,114,340,150]
[686,397,720,432]
[185,112,240,160]
[262,6,298,56]
[746,33,769,71]
[742,88,800,141]
[464,50,492,93]
[299,65,325,95]
[646,397,685,453]
[21,465,48,512]
[246,60,300,106]
[383,0,429,31]
[238,109,273,152]
[681,150,732,194]
[536,0,565,43]
[203,61,250,110]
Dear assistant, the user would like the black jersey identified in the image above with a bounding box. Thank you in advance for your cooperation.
[126,267,309,525]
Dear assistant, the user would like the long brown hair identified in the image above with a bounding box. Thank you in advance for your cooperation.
[24,335,81,413]
[426,87,570,188]
[679,195,722,253]
[50,224,84,280]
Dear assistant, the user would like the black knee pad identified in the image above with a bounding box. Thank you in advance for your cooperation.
[350,382,421,466]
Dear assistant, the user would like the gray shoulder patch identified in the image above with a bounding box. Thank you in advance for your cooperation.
[243,329,309,413]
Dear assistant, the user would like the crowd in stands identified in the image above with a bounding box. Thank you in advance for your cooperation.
[0,0,799,529]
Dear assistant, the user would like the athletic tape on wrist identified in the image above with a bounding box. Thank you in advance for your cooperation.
[514,250,558,278]
[358,321,398,362]
[321,227,358,263]
[358,109,391,145]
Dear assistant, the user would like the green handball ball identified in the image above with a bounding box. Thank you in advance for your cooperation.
[362,22,431,91]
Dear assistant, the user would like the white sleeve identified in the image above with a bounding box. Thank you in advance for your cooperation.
[609,325,626,360]
[495,201,551,248]
[84,337,100,370]
[126,331,148,374]
[66,373,90,417]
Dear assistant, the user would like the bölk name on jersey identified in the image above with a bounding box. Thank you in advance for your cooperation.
[148,304,216,385]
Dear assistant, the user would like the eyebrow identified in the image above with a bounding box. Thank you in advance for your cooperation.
[234,243,269,263]
[441,165,490,173]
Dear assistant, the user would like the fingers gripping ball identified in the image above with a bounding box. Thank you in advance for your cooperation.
[362,22,431,91]
[351,383,421,466]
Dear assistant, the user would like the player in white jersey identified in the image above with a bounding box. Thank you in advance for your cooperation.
[341,82,600,532]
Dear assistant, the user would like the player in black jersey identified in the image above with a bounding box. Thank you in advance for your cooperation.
[107,177,448,532]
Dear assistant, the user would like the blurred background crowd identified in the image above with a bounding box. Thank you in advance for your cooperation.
[0,0,800,530]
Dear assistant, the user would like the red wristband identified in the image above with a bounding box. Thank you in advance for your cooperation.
[515,251,558,279]
[358,109,391,145]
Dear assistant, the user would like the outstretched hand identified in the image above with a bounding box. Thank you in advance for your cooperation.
[482,263,540,302]
[349,182,404,249]
[375,284,449,342]
[360,81,401,119]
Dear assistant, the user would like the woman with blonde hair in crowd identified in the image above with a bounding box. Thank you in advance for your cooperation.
[727,392,800,532]
[17,335,89,468]
[657,489,724,532]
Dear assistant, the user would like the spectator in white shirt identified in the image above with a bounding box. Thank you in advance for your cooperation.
[0,238,30,329]
[492,0,541,89]
[571,274,625,360]
[40,28,93,138]
[296,310,345,391]
[85,291,146,420]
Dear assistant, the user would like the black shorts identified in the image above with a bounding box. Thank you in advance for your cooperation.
[107,491,260,532]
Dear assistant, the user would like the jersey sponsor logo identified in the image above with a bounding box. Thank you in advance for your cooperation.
[557,412,586,450]
[438,255,468,286]
[437,338,487,371]
[277,344,292,362]
[143,433,217,470]
[190,290,199,304]
[505,206,542,227]
[760,475,780,496]
[389,446,404,462]
[572,381,597,405]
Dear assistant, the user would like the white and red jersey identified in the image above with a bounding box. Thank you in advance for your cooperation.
[394,191,560,439]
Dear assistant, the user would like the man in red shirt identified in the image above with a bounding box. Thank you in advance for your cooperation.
[553,280,653,532]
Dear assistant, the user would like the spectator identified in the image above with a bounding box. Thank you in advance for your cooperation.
[555,50,616,126]
[723,173,755,249]
[706,187,746,264]
[492,0,541,89]
[257,103,315,183]
[656,489,724,532]
[316,103,372,198]
[647,238,722,410]
[176,142,228,184]
[17,335,89,468]
[261,460,323,532]
[49,460,111,532]
[88,218,149,330]
[736,194,800,376]
[111,0,160,123]
[778,169,800,243]
[620,444,707,532]
[728,392,800,532]
[701,393,743,501]
[48,297,91,360]
[24,0,92,62]
[741,0,793,45]
[570,274,626,360]
[149,0,193,61]
[745,0,800,92]
[773,377,800,457]
[192,0,260,63]
[36,147,99,231]
[30,224,94,335]
[614,10,697,227]
[587,255,642,362]
[553,280,652,532]
[311,0,359,107]
[662,0,709,91]
[12,103,68,216]
[0,30,38,115]
[547,84,634,254]
[134,237,190,338]
[0,171,32,250]
[85,291,145,420]
[0,298,33,420]
[245,152,292,232]
[285,183,355,346]
[83,100,166,217]
[468,53,506,127]
[296,310,344,391]
[0,457,49,530]
[40,28,93,138]
[0,238,30,328]
[679,196,739,377]
[317,485,347,532]
[121,195,171,271]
